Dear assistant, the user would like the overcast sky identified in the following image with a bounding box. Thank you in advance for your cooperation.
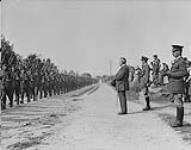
[2,0,191,76]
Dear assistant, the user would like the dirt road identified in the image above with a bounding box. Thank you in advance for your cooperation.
[1,84,191,150]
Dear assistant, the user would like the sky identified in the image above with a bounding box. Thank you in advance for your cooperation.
[2,0,191,76]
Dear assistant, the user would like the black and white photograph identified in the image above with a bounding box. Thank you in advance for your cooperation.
[1,0,191,150]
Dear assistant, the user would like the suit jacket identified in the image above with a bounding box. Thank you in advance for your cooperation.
[167,56,188,94]
[114,64,129,92]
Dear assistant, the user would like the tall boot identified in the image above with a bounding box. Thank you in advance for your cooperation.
[143,96,151,111]
[172,107,184,127]
[180,107,184,126]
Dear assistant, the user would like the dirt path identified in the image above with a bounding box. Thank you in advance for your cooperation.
[1,84,191,150]
[1,85,98,150]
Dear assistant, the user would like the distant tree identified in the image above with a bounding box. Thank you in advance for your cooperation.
[68,70,76,76]
[81,73,92,78]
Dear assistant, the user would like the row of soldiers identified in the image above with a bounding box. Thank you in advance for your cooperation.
[0,37,97,110]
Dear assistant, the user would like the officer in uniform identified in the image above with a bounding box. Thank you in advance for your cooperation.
[25,70,32,102]
[151,54,161,87]
[1,64,6,109]
[165,45,188,127]
[111,57,129,114]
[20,68,25,104]
[14,67,21,105]
[140,56,151,111]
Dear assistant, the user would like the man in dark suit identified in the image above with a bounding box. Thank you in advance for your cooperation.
[165,45,188,127]
[111,57,129,115]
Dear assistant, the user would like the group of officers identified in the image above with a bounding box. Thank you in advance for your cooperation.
[111,44,191,127]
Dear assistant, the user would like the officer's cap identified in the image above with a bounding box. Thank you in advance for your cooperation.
[141,56,149,61]
[172,44,184,52]
[153,54,158,57]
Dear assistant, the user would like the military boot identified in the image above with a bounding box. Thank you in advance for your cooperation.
[172,107,184,127]
[1,96,6,110]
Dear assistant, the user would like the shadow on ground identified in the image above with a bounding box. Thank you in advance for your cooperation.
[158,113,191,144]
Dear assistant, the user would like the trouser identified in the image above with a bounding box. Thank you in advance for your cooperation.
[14,81,20,105]
[38,85,43,99]
[173,94,184,107]
[172,93,184,126]
[43,84,48,98]
[118,91,127,113]
[1,86,6,109]
[143,85,151,109]
[32,86,38,101]
[20,82,25,103]
[24,82,31,102]
[159,74,164,85]
[153,74,159,85]
[5,81,14,107]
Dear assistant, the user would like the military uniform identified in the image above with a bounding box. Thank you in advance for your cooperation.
[20,70,25,104]
[166,45,188,127]
[31,71,38,101]
[14,69,21,105]
[140,56,151,111]
[0,68,6,109]
[4,69,15,107]
[151,55,160,86]
[24,71,32,102]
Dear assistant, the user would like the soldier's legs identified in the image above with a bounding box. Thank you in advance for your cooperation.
[19,82,24,104]
[33,86,38,101]
[48,84,52,97]
[20,90,24,104]
[6,88,14,107]
[15,82,20,105]
[172,94,184,127]
[142,86,151,111]
[39,86,43,99]
[1,90,6,109]
[25,85,31,102]
[43,85,47,98]
[49,89,52,97]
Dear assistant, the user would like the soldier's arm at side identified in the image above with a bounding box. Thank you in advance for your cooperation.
[168,62,188,78]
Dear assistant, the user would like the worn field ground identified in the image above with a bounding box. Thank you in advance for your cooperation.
[1,83,191,150]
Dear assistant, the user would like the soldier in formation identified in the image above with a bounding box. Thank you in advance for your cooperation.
[1,37,97,110]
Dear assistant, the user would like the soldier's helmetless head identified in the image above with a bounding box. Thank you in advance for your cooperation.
[153,55,158,59]
[141,56,148,64]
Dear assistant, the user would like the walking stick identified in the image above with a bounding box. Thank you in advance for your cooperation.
[116,92,119,113]
[126,91,129,113]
